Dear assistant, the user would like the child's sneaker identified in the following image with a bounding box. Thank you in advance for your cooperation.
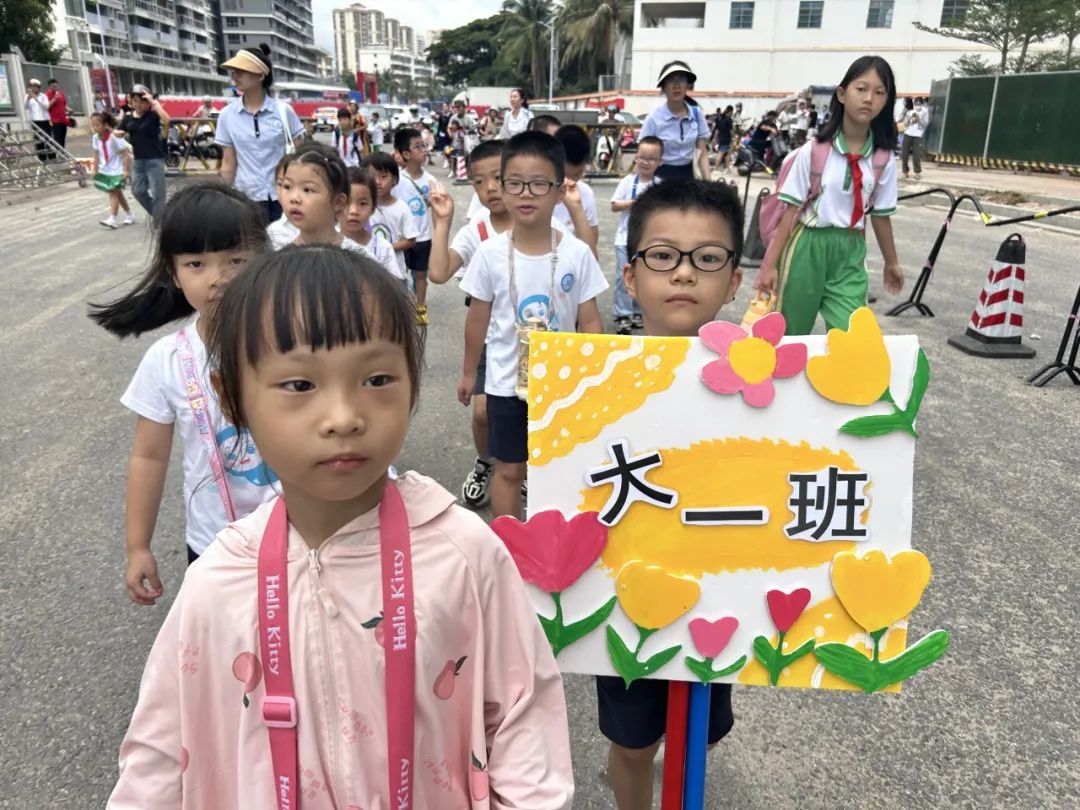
[100,215,118,229]
[461,457,492,508]
[415,304,430,326]
[631,314,644,330]
[121,212,136,226]
[614,316,631,335]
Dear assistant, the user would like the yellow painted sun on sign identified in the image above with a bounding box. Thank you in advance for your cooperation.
[527,333,690,466]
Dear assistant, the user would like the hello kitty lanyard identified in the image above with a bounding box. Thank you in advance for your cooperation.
[507,229,559,326]
[258,484,415,810]
[176,328,236,521]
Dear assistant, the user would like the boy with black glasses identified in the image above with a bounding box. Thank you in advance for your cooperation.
[457,132,607,519]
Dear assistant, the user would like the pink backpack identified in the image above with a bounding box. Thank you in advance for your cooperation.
[759,140,891,246]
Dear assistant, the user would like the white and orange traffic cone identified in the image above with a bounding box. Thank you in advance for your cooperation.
[948,234,1036,358]
[453,153,469,185]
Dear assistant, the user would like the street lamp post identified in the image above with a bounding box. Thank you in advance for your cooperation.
[540,20,556,105]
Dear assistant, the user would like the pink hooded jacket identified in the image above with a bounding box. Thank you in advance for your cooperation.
[109,472,574,809]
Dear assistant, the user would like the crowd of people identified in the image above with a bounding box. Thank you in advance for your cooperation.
[86,42,917,809]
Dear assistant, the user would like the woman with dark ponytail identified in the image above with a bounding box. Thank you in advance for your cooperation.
[216,43,305,222]
[88,181,276,603]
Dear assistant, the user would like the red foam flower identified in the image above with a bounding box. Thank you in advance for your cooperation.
[766,588,811,633]
[491,510,608,593]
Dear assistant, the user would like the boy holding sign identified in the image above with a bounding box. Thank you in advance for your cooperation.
[601,179,745,808]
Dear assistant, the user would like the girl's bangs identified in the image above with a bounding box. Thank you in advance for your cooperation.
[160,188,266,257]
[241,247,416,367]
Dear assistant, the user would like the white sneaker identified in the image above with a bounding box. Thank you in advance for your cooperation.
[99,215,118,229]
[121,213,136,226]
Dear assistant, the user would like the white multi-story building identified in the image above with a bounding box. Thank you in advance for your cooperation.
[332,3,437,94]
[53,0,227,95]
[630,0,1062,96]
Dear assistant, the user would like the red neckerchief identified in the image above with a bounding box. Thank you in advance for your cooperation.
[100,129,112,163]
[845,152,864,229]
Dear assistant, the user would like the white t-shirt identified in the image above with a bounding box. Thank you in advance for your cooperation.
[554,180,599,235]
[355,233,404,280]
[371,198,420,276]
[393,168,436,242]
[498,107,533,139]
[906,107,930,139]
[793,109,809,131]
[777,136,898,230]
[93,133,130,176]
[451,208,568,280]
[466,192,484,220]
[460,231,608,397]
[611,174,659,247]
[121,322,279,554]
[25,93,50,120]
[267,215,300,249]
[370,121,384,145]
[334,128,362,167]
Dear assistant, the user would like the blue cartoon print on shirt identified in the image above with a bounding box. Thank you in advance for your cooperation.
[560,273,574,293]
[217,426,278,487]
[518,294,560,331]
[371,222,392,243]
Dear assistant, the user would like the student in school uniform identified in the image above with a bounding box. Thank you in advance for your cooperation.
[333,108,362,167]
[757,55,904,336]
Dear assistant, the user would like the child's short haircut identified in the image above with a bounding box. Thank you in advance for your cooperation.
[280,143,349,199]
[501,131,566,185]
[336,108,350,120]
[637,135,665,155]
[466,139,504,175]
[529,114,561,132]
[346,165,377,203]
[208,246,426,421]
[361,150,399,183]
[394,127,421,154]
[554,124,592,166]
[91,110,117,129]
[626,180,745,268]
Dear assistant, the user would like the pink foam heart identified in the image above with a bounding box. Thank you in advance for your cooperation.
[688,616,740,659]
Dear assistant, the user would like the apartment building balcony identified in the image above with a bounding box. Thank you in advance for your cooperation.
[174,0,211,12]
[178,36,213,56]
[131,24,179,49]
[128,0,177,25]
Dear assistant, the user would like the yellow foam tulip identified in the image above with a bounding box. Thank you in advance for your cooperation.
[806,307,891,406]
[831,549,932,633]
[615,561,701,630]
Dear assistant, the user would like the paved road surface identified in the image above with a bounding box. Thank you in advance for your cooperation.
[1,172,1077,808]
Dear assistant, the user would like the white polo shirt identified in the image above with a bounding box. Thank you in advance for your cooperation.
[777,133,898,231]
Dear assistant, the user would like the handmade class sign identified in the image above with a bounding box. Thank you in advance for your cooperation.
[492,308,949,695]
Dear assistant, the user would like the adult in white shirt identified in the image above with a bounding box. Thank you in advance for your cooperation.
[901,98,930,180]
[24,78,53,161]
[497,88,533,139]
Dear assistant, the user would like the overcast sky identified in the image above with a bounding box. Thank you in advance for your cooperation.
[310,0,505,53]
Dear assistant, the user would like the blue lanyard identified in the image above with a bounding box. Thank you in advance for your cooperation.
[632,176,639,199]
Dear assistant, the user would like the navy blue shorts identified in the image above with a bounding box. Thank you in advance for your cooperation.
[405,239,431,275]
[486,393,527,463]
[596,676,734,749]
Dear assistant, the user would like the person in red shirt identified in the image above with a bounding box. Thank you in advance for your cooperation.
[46,78,68,150]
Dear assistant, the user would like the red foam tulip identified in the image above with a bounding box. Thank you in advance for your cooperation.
[491,510,609,593]
[766,588,811,633]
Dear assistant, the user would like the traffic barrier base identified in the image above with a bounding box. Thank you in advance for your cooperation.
[948,233,1036,358]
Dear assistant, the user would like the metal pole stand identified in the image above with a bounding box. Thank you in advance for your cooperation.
[1028,282,1080,386]
[887,189,989,318]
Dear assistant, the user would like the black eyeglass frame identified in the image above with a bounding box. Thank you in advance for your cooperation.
[500,178,562,196]
[630,244,736,273]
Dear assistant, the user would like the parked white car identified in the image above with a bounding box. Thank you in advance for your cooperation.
[313,106,342,132]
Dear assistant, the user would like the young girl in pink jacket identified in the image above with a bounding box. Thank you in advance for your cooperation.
[109,246,574,809]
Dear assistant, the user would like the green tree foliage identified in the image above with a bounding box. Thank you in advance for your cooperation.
[915,0,1058,73]
[499,0,555,99]
[425,13,522,88]
[1,0,64,64]
[557,0,633,78]
[338,70,357,91]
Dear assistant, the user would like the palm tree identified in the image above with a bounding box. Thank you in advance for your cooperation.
[558,0,633,78]
[499,0,555,99]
